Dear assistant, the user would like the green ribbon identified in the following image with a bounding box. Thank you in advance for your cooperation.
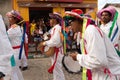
[10,55,16,67]
[108,11,118,38]
[108,11,120,57]
[115,48,120,57]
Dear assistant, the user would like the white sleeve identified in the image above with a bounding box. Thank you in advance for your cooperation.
[77,26,107,69]
[45,28,61,47]
[0,15,14,76]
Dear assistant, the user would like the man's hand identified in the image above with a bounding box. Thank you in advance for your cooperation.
[37,42,45,53]
[69,52,78,61]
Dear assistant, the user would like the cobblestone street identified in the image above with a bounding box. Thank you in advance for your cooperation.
[22,57,82,80]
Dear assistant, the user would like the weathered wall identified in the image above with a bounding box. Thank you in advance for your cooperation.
[0,0,12,26]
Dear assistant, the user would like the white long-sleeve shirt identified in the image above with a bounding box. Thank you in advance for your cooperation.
[77,25,120,80]
[0,14,13,80]
[45,24,62,48]
[100,21,120,50]
[45,24,65,80]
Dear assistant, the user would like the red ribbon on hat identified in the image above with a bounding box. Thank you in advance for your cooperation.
[71,9,83,15]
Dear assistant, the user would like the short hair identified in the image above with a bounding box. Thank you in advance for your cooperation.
[102,11,112,17]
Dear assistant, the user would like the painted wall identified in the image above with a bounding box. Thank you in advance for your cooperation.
[0,0,12,26]
[14,0,97,20]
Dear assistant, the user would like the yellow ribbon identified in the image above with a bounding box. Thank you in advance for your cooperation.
[81,18,88,80]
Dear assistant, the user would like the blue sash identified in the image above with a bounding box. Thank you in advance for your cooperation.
[19,23,26,60]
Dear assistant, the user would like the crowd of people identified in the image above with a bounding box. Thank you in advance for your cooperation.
[29,18,50,55]
[0,5,120,80]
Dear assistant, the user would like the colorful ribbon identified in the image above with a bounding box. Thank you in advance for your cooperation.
[19,22,26,60]
[108,11,118,38]
[81,18,92,80]
[81,18,87,80]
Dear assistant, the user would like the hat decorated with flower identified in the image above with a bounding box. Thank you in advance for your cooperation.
[6,10,23,21]
[63,9,84,27]
[49,12,62,24]
[64,9,84,20]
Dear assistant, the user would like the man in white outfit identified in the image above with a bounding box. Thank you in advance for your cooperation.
[6,10,26,80]
[97,6,120,57]
[0,14,12,80]
[65,9,120,80]
[0,14,24,80]
[6,10,28,71]
[39,12,65,80]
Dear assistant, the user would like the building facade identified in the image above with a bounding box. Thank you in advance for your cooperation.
[0,0,12,26]
[12,0,97,22]
[12,0,97,43]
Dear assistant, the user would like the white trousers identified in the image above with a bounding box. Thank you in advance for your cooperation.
[11,66,24,80]
[51,52,65,80]
[14,48,28,67]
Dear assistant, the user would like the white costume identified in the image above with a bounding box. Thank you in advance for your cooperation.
[7,24,28,68]
[0,14,12,80]
[0,15,24,80]
[7,24,25,80]
[45,24,65,80]
[100,21,120,50]
[77,25,120,80]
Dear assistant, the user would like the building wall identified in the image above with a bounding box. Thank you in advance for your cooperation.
[0,0,12,25]
[12,0,97,44]
[13,0,97,21]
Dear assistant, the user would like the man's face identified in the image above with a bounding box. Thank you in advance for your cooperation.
[70,20,81,33]
[101,11,111,24]
[49,19,56,27]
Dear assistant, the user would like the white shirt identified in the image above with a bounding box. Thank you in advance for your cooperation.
[100,21,113,36]
[100,21,120,50]
[45,24,62,48]
[0,14,13,80]
[77,25,120,80]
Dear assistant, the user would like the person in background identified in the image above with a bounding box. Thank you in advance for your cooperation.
[33,24,43,55]
[64,9,120,80]
[41,18,47,33]
[39,12,65,80]
[6,10,28,72]
[29,19,36,43]
[97,6,120,56]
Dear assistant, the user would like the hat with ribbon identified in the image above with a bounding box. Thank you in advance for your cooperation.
[6,10,23,21]
[64,9,84,20]
[49,12,62,24]
[63,9,84,27]
[97,6,116,21]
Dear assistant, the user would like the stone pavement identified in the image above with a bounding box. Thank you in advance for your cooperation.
[22,43,82,80]
[22,57,82,80]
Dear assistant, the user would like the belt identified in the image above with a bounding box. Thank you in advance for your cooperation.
[12,45,21,49]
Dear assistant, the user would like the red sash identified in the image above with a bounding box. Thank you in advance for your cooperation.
[12,45,21,49]
[47,27,60,73]
[48,47,59,73]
